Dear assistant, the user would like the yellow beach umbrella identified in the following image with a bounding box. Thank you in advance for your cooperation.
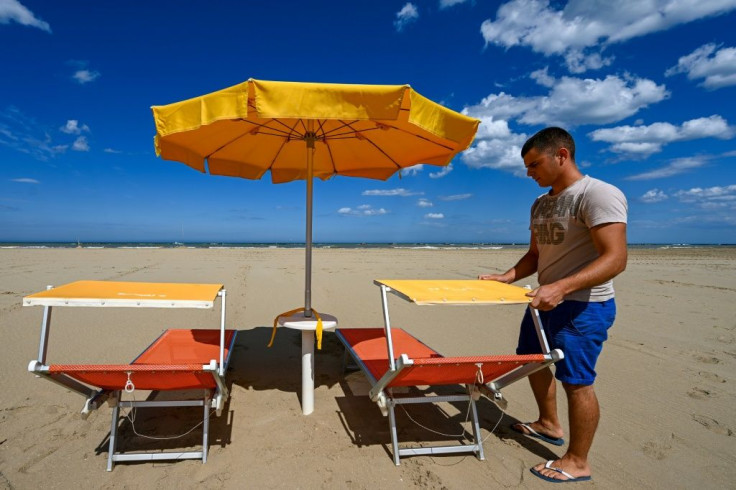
[151,79,479,321]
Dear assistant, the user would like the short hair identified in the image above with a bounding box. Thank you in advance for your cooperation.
[521,127,576,160]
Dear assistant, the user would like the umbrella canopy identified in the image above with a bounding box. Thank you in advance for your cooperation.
[151,79,479,317]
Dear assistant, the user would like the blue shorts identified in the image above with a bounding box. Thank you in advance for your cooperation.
[516,299,616,386]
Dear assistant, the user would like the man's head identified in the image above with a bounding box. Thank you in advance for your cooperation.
[521,127,576,161]
[521,127,580,192]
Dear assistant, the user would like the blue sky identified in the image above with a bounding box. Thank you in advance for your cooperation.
[1,0,735,244]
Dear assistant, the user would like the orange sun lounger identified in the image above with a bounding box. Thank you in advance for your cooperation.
[24,281,237,471]
[336,279,563,465]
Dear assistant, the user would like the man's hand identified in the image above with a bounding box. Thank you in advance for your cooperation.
[526,283,565,311]
[478,273,511,283]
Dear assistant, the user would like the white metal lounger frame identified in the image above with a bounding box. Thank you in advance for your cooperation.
[25,283,233,471]
[339,282,563,465]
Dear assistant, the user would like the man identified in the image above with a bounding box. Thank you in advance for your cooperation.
[480,127,627,483]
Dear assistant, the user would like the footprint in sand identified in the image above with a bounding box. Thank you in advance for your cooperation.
[691,352,721,364]
[687,387,717,400]
[642,440,672,460]
[691,414,733,436]
[698,371,727,383]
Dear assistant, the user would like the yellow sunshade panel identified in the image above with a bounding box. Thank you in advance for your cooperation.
[23,281,223,308]
[375,279,533,305]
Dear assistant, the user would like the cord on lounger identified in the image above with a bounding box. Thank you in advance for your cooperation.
[121,393,214,441]
[399,396,473,438]
[481,406,505,443]
[399,390,506,446]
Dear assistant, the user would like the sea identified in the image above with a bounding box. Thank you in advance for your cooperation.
[0,242,731,250]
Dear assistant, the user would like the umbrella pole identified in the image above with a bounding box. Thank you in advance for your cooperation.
[304,120,315,318]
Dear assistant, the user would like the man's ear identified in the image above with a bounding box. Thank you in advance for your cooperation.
[558,147,570,165]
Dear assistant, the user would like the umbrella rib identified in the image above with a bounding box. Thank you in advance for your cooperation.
[316,119,327,138]
[203,122,262,162]
[320,120,359,137]
[323,139,337,175]
[257,119,305,139]
[342,121,401,170]
[379,122,456,152]
[326,120,456,152]
[267,118,305,169]
[327,127,381,139]
[298,119,309,135]
[269,136,289,170]
[231,118,297,139]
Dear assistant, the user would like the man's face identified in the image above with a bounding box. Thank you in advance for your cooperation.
[523,147,559,188]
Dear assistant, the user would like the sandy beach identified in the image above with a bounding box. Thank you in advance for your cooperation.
[0,246,734,489]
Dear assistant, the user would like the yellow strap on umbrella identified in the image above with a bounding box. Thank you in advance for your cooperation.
[268,307,324,350]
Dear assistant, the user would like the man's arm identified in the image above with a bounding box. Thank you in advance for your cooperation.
[526,222,627,310]
[479,230,540,283]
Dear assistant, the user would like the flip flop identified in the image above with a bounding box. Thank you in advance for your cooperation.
[530,460,592,483]
[510,422,565,446]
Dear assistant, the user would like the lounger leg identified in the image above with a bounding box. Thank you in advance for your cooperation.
[469,397,485,461]
[107,392,120,472]
[202,394,210,464]
[387,400,401,466]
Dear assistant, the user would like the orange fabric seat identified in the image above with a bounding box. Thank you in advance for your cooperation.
[338,328,547,387]
[48,329,237,390]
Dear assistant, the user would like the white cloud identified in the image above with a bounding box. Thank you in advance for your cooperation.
[460,73,666,173]
[338,205,388,216]
[417,198,433,207]
[0,0,51,32]
[394,2,419,31]
[425,213,445,219]
[401,164,424,177]
[439,193,472,201]
[589,115,734,157]
[666,43,736,89]
[72,136,89,151]
[481,0,736,73]
[641,189,669,203]
[439,0,468,8]
[0,106,69,160]
[626,156,708,180]
[429,164,453,178]
[103,148,122,154]
[60,119,90,135]
[530,67,556,88]
[458,113,527,173]
[10,177,39,184]
[673,185,736,210]
[72,69,101,84]
[461,128,527,174]
[362,188,423,197]
[564,50,614,74]
[464,74,668,128]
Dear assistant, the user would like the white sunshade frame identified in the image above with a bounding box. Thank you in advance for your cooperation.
[23,280,224,309]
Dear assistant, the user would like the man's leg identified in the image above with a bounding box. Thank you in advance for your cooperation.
[513,366,564,440]
[532,382,597,481]
[529,300,613,481]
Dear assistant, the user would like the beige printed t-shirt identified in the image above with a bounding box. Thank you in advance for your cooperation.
[530,175,628,302]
